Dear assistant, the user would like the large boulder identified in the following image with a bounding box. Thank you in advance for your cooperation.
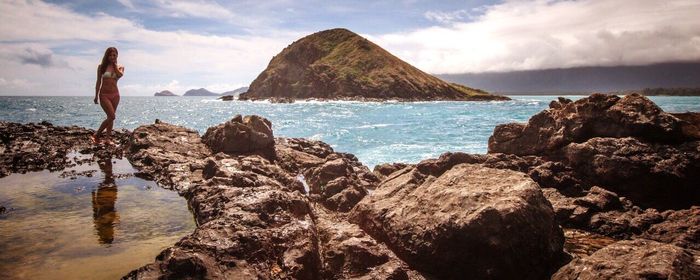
[563,137,700,209]
[350,163,565,279]
[488,93,690,156]
[202,115,274,156]
[552,239,700,280]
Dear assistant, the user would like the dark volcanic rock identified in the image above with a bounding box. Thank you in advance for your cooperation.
[552,239,700,280]
[488,93,689,156]
[240,28,508,102]
[313,206,426,279]
[202,115,274,157]
[0,121,128,177]
[639,206,700,250]
[128,120,210,192]
[350,163,565,280]
[563,137,700,209]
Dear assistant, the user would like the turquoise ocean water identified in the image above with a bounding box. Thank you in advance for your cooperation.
[1,95,699,168]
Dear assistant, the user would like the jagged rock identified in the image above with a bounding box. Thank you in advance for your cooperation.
[552,239,700,280]
[372,162,410,180]
[350,163,565,279]
[128,120,210,192]
[202,115,274,156]
[313,206,426,279]
[543,187,623,228]
[639,206,700,250]
[563,137,700,209]
[489,93,689,156]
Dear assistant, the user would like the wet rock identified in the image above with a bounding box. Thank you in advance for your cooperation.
[350,163,565,280]
[639,206,700,250]
[563,137,700,209]
[126,154,320,279]
[489,93,689,156]
[275,138,379,212]
[128,120,210,192]
[0,121,128,177]
[552,239,700,280]
[202,115,274,156]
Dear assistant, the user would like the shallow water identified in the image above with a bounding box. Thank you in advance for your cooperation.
[0,154,195,280]
[563,228,617,258]
[1,95,699,168]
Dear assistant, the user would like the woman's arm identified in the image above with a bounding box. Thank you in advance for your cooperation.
[115,63,124,79]
[94,66,101,104]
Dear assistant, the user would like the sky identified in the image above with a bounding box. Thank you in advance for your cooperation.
[0,0,699,96]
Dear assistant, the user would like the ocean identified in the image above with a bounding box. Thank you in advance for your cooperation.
[1,95,699,168]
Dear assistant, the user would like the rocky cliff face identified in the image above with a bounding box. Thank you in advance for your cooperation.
[240,28,509,102]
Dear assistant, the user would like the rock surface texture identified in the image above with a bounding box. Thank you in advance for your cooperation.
[240,28,509,102]
[552,239,700,280]
[351,163,565,279]
[3,93,698,279]
[488,93,700,210]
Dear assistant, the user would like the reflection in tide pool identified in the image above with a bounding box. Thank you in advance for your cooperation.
[0,156,195,280]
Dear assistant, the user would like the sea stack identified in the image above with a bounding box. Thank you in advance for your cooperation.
[240,28,509,101]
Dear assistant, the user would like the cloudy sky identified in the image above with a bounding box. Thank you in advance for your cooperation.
[1,0,699,96]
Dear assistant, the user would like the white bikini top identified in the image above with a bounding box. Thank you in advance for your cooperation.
[102,71,119,79]
[101,65,123,79]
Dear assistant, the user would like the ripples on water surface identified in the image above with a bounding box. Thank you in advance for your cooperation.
[0,155,195,280]
[1,95,699,168]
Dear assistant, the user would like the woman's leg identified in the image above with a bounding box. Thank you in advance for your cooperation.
[96,96,116,139]
[106,95,120,138]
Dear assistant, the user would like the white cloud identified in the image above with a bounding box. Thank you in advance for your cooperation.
[374,0,700,73]
[151,0,233,19]
[117,0,135,9]
[0,0,298,96]
[424,9,470,24]
[0,77,35,90]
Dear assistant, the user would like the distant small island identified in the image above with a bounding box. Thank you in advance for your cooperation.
[154,90,177,96]
[153,87,249,97]
[183,88,219,96]
[240,28,508,102]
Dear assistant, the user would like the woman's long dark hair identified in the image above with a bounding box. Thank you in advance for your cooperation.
[98,47,118,77]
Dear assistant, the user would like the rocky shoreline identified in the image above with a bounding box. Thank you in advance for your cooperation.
[1,93,698,279]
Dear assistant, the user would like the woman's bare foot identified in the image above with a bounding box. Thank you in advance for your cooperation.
[91,134,100,144]
[103,137,114,145]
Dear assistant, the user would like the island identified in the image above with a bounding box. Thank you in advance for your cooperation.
[239,28,509,102]
[183,88,219,96]
[154,90,177,96]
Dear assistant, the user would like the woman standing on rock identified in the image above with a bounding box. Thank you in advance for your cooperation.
[92,47,124,144]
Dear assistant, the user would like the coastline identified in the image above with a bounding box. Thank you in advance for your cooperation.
[1,93,699,279]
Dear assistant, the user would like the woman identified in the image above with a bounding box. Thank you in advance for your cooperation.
[93,47,124,144]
